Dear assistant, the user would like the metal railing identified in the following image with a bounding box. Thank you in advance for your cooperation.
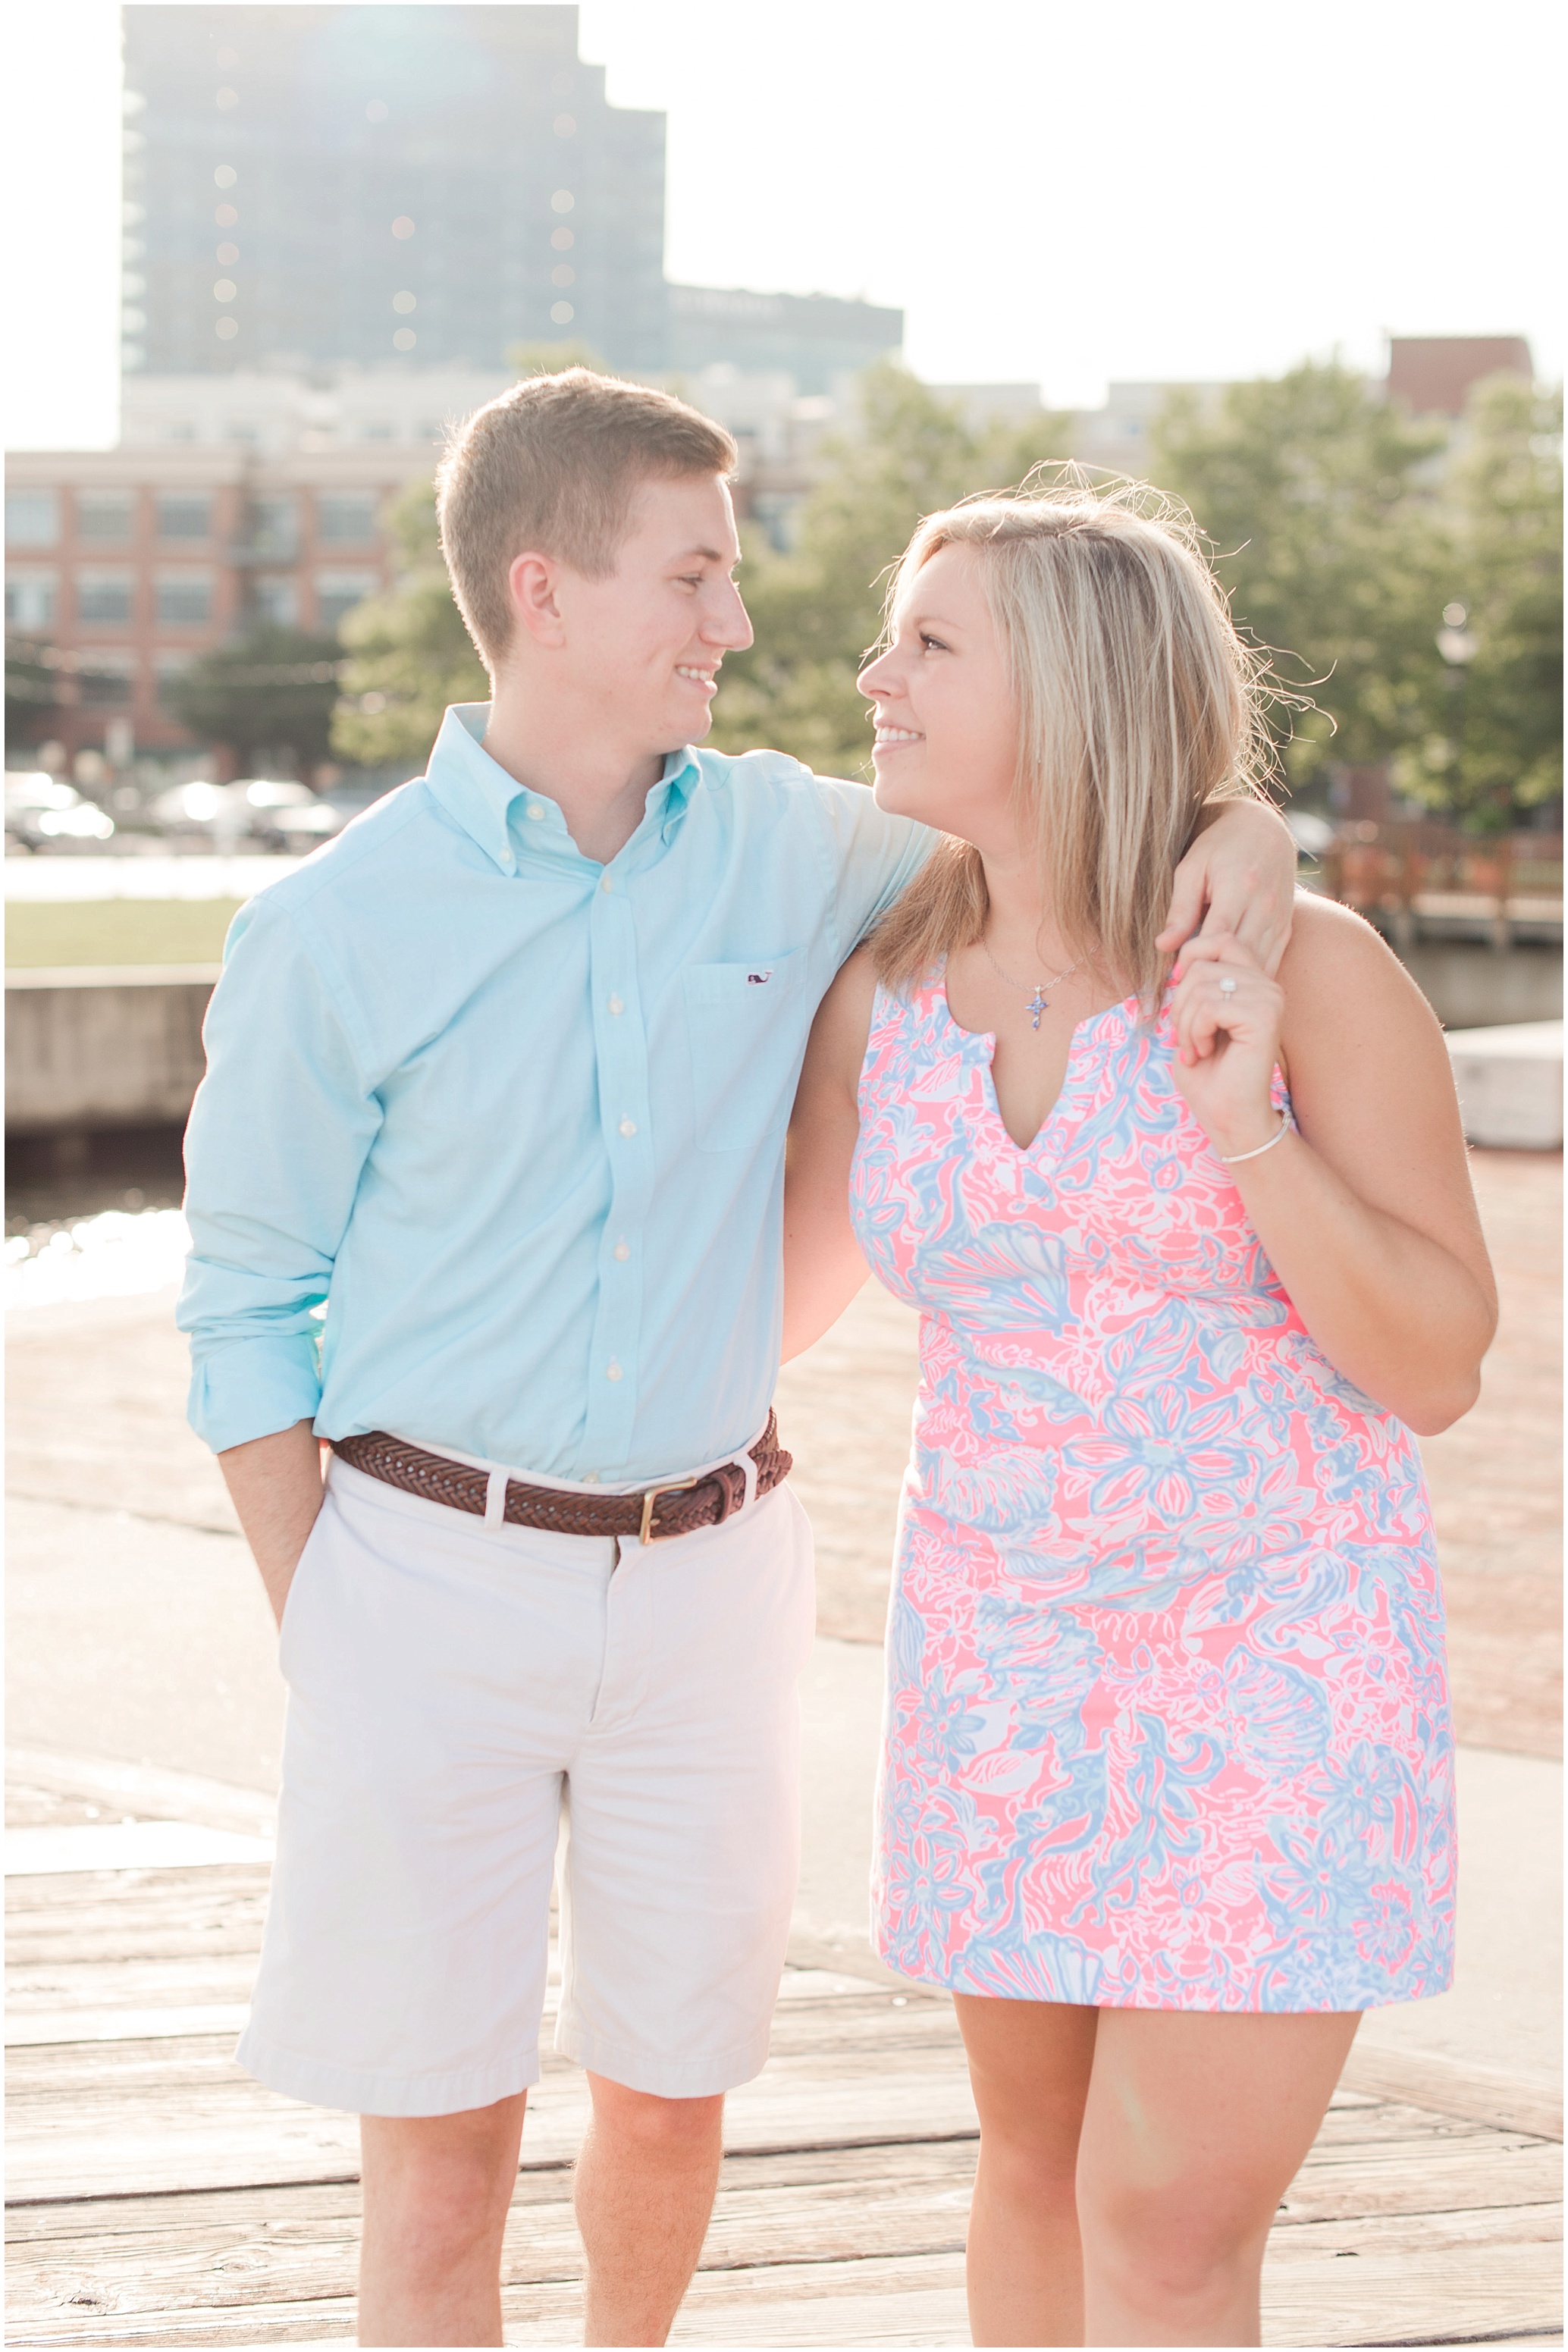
[1319,824,1563,950]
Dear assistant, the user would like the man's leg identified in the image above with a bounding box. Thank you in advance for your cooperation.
[555,1481,817,2344]
[574,2076,725,2347]
[358,2094,527,2348]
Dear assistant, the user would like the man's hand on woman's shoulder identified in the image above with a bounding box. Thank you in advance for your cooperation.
[1157,798,1297,977]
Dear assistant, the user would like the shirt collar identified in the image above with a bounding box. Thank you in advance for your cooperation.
[424,704,700,873]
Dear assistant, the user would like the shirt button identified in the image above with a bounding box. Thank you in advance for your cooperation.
[525,804,545,821]
[582,1471,599,1485]
[618,1117,636,1137]
[606,1361,622,1382]
[607,994,624,1014]
[601,875,613,893]
[614,1241,630,1261]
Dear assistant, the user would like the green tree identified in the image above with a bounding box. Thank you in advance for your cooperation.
[331,480,488,770]
[1150,362,1448,793]
[710,365,1076,774]
[1396,376,1563,827]
[165,623,343,771]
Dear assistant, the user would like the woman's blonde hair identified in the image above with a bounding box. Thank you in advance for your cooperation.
[870,475,1278,1009]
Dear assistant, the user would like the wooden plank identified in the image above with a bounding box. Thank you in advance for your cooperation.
[10,1990,1556,2209]
[1344,2041,1563,2143]
[4,1988,983,2201]
[5,1751,277,1839]
[5,2047,986,2202]
[8,1955,272,2020]
[9,2125,1561,2338]
[6,1867,271,1968]
[5,2146,975,2330]
[1260,2203,1564,2348]
[1278,2134,1563,2223]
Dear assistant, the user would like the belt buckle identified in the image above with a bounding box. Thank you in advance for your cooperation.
[638,1475,701,1545]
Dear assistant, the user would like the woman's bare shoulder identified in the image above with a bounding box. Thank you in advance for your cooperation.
[1280,889,1438,1018]
[1278,888,1454,1094]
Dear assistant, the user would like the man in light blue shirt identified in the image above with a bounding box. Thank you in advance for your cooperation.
[182,704,925,1483]
[180,371,1294,2347]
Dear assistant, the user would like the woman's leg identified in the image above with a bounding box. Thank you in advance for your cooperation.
[1077,2007,1360,2347]
[952,1993,1099,2347]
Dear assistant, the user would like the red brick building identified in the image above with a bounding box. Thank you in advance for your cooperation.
[1387,336,1533,420]
[5,447,425,771]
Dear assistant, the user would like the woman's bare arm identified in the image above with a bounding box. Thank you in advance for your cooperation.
[782,948,880,1362]
[1171,895,1496,1434]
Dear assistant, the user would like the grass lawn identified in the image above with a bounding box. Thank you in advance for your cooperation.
[4,899,245,969]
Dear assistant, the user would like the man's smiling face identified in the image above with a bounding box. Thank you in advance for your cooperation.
[547,473,754,754]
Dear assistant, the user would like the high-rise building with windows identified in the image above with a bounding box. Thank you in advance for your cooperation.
[121,4,669,377]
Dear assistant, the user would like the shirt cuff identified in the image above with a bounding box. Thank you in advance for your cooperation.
[187,1332,323,1456]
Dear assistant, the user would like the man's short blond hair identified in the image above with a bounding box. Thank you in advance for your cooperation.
[436,368,738,670]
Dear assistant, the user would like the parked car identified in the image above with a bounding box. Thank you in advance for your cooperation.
[146,778,343,853]
[4,773,115,852]
[236,778,343,851]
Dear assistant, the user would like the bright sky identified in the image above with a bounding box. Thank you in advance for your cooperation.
[5,0,1559,450]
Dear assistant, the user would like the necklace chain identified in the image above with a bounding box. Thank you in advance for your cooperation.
[980,934,1080,1030]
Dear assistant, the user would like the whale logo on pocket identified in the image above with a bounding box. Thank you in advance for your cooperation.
[747,969,773,985]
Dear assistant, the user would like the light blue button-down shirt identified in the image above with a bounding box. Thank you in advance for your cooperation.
[178,704,930,1480]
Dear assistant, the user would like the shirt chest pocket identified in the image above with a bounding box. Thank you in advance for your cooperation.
[683,949,806,1152]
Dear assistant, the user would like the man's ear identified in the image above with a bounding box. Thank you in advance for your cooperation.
[507,551,567,650]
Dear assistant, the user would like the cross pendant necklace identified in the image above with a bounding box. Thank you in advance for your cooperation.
[981,937,1082,1031]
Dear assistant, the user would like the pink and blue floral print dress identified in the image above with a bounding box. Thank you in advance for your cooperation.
[851,973,1456,2013]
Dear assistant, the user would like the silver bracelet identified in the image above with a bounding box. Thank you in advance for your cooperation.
[1219,1114,1294,1164]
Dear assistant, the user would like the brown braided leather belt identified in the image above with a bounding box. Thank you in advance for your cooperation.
[331,1412,792,1544]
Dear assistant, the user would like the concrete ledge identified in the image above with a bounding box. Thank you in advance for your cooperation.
[1400,941,1562,1027]
[5,965,218,1133]
[1447,1021,1564,1150]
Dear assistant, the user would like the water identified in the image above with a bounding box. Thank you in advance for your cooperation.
[4,1206,190,1311]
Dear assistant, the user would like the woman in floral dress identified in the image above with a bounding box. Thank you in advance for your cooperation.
[782,482,1494,2347]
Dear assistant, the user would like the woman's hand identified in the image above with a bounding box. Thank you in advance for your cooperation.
[1168,900,1496,1434]
[1169,932,1287,1162]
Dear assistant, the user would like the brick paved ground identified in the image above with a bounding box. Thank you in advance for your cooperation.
[778,1148,1562,1760]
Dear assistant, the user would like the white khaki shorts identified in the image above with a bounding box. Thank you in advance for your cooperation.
[237,1453,816,2116]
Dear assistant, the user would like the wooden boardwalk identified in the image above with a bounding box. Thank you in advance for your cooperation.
[6,1752,1562,2349]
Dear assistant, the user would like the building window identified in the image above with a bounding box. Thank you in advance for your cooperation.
[5,572,58,628]
[252,574,300,626]
[156,493,212,541]
[156,571,214,625]
[6,490,60,547]
[76,570,136,625]
[315,569,378,630]
[316,492,378,546]
[78,655,136,707]
[77,492,136,542]
[247,495,299,559]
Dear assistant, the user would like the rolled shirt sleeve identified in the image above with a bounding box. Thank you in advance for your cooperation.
[177,895,381,1454]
